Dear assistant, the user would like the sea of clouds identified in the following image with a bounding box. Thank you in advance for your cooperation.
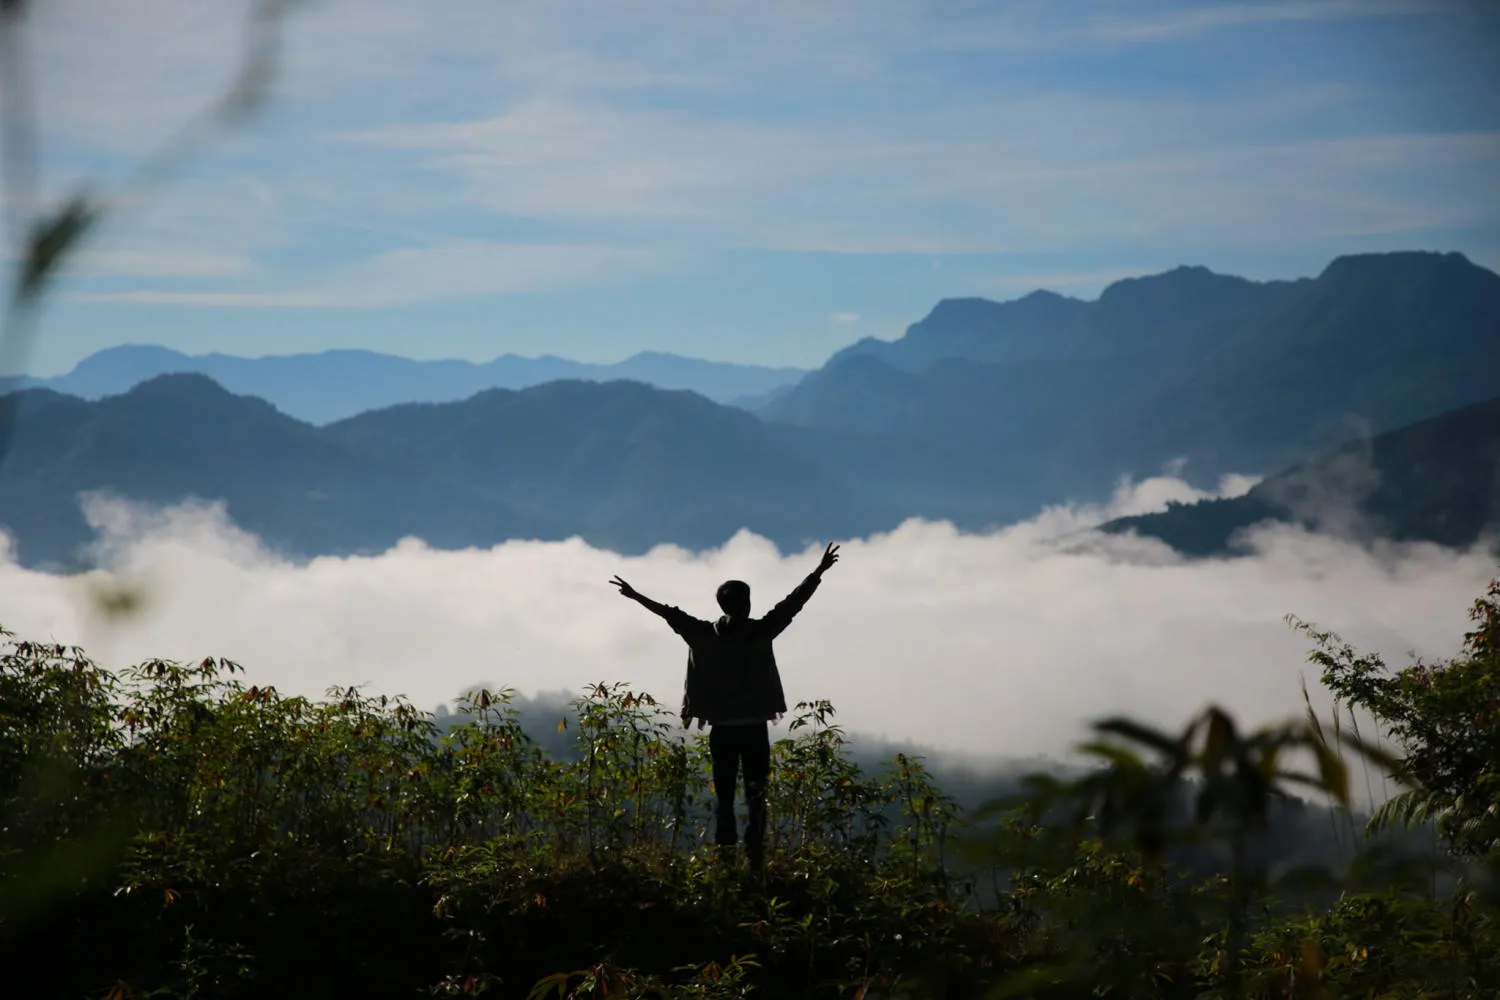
[1,471,1495,767]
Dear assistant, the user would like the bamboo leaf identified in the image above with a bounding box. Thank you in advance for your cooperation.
[1093,717,1186,761]
[1202,708,1235,774]
[1074,740,1147,772]
[1312,741,1349,805]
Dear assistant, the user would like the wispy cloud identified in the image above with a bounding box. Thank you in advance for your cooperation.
[342,88,1500,254]
[71,242,661,308]
[62,247,255,280]
[16,0,1500,360]
[65,119,1500,306]
[925,0,1479,54]
[1082,0,1456,45]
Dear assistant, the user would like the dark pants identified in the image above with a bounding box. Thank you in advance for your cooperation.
[709,722,770,861]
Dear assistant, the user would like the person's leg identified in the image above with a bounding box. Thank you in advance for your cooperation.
[741,723,771,869]
[709,725,741,852]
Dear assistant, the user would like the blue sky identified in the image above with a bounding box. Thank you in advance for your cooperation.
[13,0,1500,375]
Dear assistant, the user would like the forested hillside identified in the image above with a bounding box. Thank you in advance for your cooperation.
[1102,396,1500,556]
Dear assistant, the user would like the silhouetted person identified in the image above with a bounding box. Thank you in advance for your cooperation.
[610,542,840,869]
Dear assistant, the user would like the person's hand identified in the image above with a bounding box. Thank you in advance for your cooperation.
[815,542,840,576]
[610,575,639,600]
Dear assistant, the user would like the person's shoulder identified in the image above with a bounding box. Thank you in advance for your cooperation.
[665,606,713,631]
[747,616,780,636]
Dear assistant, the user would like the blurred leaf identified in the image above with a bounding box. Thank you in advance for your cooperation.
[0,813,133,928]
[1312,742,1349,806]
[984,962,1072,998]
[15,194,95,300]
[1203,708,1235,775]
[1074,740,1147,772]
[1094,717,1186,762]
[85,577,150,621]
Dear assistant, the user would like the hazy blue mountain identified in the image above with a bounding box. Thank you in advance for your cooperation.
[827,266,1306,372]
[765,354,1154,527]
[10,345,807,424]
[0,375,885,569]
[1143,251,1500,474]
[1099,397,1500,556]
[0,375,559,570]
[765,252,1500,523]
[320,378,885,554]
[3,251,1496,568]
[728,381,798,411]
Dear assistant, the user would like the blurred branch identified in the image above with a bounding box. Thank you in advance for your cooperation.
[0,0,304,471]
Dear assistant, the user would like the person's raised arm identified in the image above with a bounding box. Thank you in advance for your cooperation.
[610,575,711,637]
[612,576,711,730]
[762,543,840,638]
[610,575,671,618]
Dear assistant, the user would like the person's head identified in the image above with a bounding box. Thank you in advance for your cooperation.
[716,579,751,619]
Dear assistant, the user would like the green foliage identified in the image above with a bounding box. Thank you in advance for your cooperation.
[1292,578,1500,857]
[1237,889,1498,998]
[3,588,1500,998]
[0,636,991,998]
[961,700,1415,998]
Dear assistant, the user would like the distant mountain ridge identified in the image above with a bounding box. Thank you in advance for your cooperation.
[2,250,1497,569]
[7,346,808,424]
[825,265,1307,372]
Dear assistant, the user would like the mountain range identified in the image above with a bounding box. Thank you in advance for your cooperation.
[767,251,1500,522]
[6,346,808,424]
[2,250,1497,569]
[0,374,893,570]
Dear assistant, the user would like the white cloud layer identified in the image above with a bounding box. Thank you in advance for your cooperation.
[2,476,1493,765]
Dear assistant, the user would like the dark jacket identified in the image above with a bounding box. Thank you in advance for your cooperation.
[667,573,821,725]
